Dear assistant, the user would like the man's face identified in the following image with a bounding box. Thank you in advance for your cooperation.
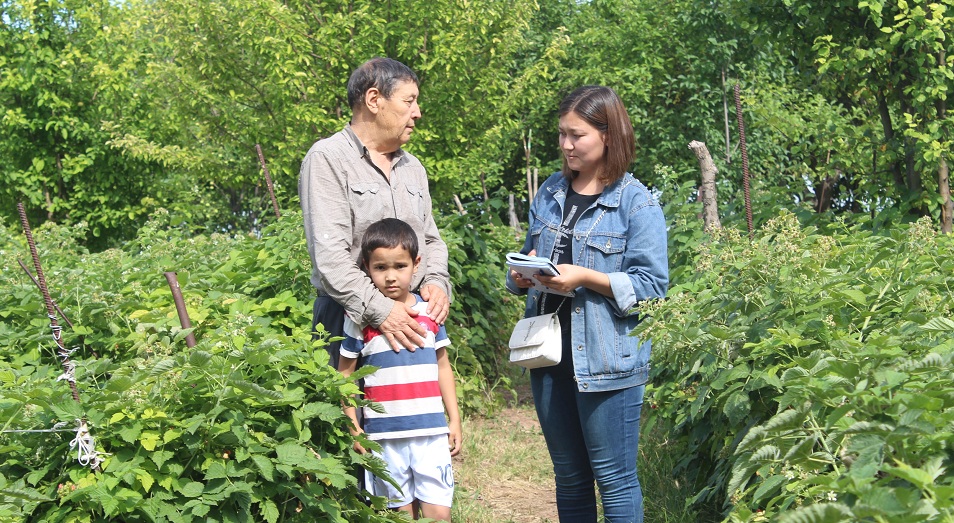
[375,80,421,148]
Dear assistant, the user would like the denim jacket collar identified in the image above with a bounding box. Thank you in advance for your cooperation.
[546,173,630,210]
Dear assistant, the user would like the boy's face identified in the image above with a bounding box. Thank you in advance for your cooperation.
[365,246,421,302]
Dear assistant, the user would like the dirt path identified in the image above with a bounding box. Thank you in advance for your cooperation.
[453,391,559,522]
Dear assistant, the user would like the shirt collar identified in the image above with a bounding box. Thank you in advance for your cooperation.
[343,124,406,164]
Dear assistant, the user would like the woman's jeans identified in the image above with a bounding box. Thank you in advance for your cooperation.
[531,360,645,523]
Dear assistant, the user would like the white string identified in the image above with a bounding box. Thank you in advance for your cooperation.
[1,427,75,433]
[1,418,70,434]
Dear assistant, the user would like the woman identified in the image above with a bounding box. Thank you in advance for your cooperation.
[506,85,669,522]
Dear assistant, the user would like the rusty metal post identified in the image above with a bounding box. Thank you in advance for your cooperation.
[734,84,754,238]
[163,272,197,348]
[17,203,81,403]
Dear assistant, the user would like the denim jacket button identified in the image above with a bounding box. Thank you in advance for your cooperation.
[577,345,583,351]
[582,383,589,389]
[575,307,582,314]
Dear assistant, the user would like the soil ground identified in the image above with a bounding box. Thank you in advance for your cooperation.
[452,384,560,522]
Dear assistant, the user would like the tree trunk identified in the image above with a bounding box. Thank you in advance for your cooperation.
[940,157,952,234]
[722,68,731,164]
[815,170,838,213]
[508,193,523,239]
[688,140,721,231]
[938,57,951,234]
[874,84,906,191]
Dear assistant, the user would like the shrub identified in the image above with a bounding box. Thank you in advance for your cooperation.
[0,212,405,522]
[638,212,954,522]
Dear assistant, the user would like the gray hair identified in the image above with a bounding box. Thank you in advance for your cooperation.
[347,58,419,110]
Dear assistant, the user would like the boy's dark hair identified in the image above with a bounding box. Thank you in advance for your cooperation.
[360,218,419,264]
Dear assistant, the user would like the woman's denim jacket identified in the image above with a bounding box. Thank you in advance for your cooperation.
[506,172,669,392]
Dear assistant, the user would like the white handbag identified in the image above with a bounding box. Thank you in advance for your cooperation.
[508,312,562,369]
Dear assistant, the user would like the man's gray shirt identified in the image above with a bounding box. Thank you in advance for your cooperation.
[299,125,451,328]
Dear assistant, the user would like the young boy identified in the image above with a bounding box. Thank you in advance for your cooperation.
[338,217,462,522]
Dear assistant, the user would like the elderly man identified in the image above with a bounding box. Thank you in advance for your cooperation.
[299,57,451,368]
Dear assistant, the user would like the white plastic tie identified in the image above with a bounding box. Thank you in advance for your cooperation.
[55,360,76,384]
[69,420,104,469]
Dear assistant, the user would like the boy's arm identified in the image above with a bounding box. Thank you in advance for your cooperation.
[337,356,367,454]
[436,347,462,456]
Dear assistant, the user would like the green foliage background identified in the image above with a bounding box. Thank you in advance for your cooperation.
[2,0,953,521]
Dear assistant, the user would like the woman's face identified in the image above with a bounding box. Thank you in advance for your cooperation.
[559,111,606,178]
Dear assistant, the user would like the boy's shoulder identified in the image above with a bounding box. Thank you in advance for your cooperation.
[410,295,439,336]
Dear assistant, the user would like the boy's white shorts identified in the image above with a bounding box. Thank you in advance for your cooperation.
[366,434,454,508]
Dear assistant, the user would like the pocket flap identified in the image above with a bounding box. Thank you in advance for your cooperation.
[351,183,380,195]
[509,314,559,349]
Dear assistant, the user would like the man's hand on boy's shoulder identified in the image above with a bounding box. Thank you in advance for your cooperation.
[379,300,427,352]
[420,284,449,325]
[415,315,439,335]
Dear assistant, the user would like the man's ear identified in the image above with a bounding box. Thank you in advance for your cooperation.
[364,87,381,114]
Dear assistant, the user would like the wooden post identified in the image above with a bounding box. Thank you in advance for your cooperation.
[453,195,467,215]
[734,84,753,238]
[688,141,722,231]
[524,131,534,201]
[941,157,952,234]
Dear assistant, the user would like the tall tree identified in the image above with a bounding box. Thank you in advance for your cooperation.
[731,0,954,224]
[104,0,545,229]
[0,0,162,246]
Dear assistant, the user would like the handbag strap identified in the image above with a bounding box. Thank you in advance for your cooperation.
[539,292,569,316]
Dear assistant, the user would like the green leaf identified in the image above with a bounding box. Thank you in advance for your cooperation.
[179,481,204,498]
[711,363,751,390]
[50,400,83,421]
[205,461,228,480]
[723,390,751,426]
[250,454,275,482]
[149,359,176,376]
[777,503,852,523]
[834,289,866,306]
[275,441,313,468]
[140,430,161,451]
[921,317,954,332]
[752,474,787,505]
[260,499,280,523]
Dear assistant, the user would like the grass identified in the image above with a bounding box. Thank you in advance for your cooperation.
[450,373,716,523]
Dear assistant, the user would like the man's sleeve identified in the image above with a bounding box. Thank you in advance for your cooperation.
[299,148,394,327]
[419,180,453,301]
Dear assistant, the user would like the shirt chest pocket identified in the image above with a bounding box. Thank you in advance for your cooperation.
[585,234,626,272]
[350,183,383,230]
[405,184,428,223]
